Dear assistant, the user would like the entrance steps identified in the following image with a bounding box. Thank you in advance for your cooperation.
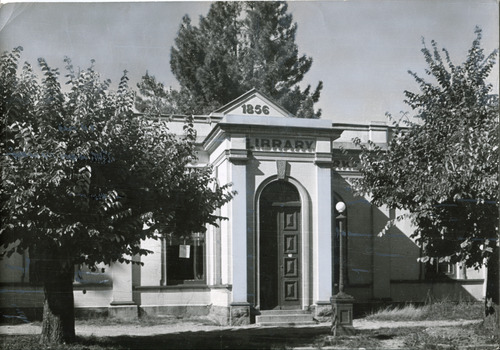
[255,309,317,326]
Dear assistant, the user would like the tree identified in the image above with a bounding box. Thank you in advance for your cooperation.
[136,1,322,117]
[353,28,499,316]
[0,47,232,344]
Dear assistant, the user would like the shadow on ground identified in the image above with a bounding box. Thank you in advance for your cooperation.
[80,325,333,349]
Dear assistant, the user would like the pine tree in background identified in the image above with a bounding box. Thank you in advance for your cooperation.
[239,2,322,118]
[137,1,322,118]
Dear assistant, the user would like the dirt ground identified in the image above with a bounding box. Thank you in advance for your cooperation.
[0,319,482,337]
[2,318,493,350]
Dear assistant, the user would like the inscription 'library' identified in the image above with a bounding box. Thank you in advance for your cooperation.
[247,138,315,150]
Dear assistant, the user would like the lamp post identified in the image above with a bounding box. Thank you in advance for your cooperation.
[331,201,355,336]
[336,201,347,294]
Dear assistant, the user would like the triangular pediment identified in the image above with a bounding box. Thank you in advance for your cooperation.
[210,88,293,118]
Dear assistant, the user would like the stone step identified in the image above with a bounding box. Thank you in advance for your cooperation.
[257,321,318,327]
[256,314,314,323]
[255,310,316,326]
[258,309,311,315]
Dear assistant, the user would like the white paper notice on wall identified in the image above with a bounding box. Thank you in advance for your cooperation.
[179,245,190,259]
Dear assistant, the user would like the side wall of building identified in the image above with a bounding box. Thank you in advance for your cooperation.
[332,123,487,305]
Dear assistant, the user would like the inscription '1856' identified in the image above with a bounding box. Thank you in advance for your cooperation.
[242,104,270,115]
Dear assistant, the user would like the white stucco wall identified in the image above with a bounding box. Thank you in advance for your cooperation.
[140,238,163,286]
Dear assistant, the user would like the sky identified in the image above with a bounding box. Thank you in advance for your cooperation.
[0,0,498,124]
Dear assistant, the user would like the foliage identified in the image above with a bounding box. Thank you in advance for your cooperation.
[366,300,483,322]
[135,72,183,116]
[1,47,231,267]
[136,1,322,118]
[0,47,232,343]
[353,28,499,270]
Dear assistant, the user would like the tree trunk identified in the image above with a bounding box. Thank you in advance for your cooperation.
[485,247,499,325]
[40,266,76,344]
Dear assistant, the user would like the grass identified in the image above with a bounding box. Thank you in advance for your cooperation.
[73,314,221,327]
[365,299,484,322]
[361,300,499,349]
[402,321,500,349]
[313,332,382,349]
[0,335,119,350]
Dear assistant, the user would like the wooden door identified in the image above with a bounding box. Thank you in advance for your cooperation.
[260,204,301,310]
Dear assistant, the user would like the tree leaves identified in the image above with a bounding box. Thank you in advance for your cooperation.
[1,48,233,274]
[353,28,498,269]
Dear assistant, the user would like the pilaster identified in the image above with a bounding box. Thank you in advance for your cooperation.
[228,134,249,305]
[314,138,333,303]
[110,258,138,319]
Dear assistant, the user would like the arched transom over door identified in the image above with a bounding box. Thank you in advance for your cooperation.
[259,180,301,310]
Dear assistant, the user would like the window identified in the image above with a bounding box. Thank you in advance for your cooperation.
[424,260,456,280]
[74,264,110,285]
[439,262,456,277]
[165,233,206,285]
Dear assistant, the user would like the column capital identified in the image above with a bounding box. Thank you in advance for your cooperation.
[314,158,333,167]
[228,149,249,164]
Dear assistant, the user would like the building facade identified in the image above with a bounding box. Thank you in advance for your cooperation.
[0,90,486,324]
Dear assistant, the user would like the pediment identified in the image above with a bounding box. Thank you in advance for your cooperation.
[210,88,293,118]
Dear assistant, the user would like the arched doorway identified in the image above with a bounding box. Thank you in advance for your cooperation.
[259,180,302,310]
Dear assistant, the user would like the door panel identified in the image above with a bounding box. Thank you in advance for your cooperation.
[278,207,301,308]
